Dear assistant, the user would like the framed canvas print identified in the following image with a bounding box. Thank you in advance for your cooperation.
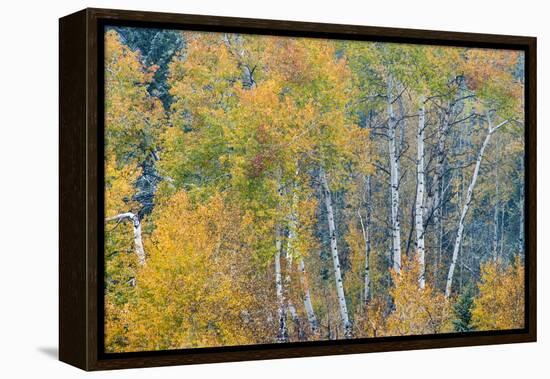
[59,8,536,371]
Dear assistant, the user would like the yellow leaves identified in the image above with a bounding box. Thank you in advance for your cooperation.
[261,36,352,108]
[235,79,283,123]
[105,30,165,165]
[290,196,319,261]
[363,298,389,337]
[345,223,365,272]
[230,79,287,147]
[472,256,524,331]
[386,255,454,336]
[110,191,268,351]
[169,32,240,118]
[105,30,146,85]
[105,154,141,216]
[340,125,374,175]
[343,222,367,311]
[105,296,132,351]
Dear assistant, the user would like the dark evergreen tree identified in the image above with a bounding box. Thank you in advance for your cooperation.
[113,26,185,108]
[453,284,475,332]
[106,26,186,217]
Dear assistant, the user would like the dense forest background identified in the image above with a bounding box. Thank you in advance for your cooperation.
[104,26,525,353]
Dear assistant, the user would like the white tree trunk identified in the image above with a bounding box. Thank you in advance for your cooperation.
[445,117,509,297]
[274,229,288,342]
[320,168,351,338]
[415,98,426,288]
[358,175,372,305]
[284,224,304,339]
[287,300,303,340]
[105,212,146,265]
[298,258,319,333]
[387,74,402,274]
[286,200,319,334]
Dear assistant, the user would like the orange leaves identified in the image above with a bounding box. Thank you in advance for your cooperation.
[463,48,519,90]
[262,36,352,105]
[249,151,269,178]
[263,36,311,84]
[147,64,160,76]
[255,124,270,145]
[472,256,525,331]
[460,48,523,117]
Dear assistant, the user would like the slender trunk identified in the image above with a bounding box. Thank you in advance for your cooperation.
[320,168,351,338]
[492,188,500,262]
[105,212,146,265]
[459,239,463,292]
[285,221,304,339]
[436,185,443,288]
[458,131,466,291]
[286,186,317,335]
[287,300,303,340]
[405,189,418,259]
[425,105,454,286]
[298,258,319,334]
[387,74,402,274]
[518,148,525,256]
[434,114,448,285]
[425,108,450,227]
[132,218,146,266]
[274,177,288,342]
[427,104,454,290]
[445,117,509,297]
[518,189,524,254]
[359,175,372,305]
[499,203,506,258]
[415,98,426,288]
[492,138,501,262]
[274,228,288,342]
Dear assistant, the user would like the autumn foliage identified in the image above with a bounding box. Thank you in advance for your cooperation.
[103,28,525,352]
[386,255,454,336]
[472,256,525,331]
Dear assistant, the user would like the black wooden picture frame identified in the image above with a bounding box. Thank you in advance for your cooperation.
[59,7,536,371]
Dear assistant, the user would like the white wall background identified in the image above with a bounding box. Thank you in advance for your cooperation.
[0,0,546,377]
